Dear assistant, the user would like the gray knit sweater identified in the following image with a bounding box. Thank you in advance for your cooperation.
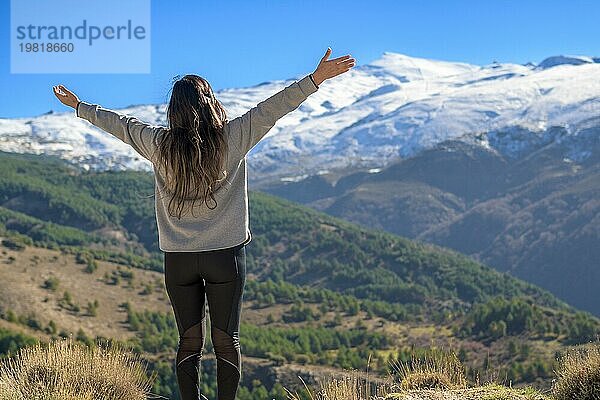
[76,73,319,252]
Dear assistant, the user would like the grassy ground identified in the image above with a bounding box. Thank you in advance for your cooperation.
[384,384,551,400]
[2,241,599,399]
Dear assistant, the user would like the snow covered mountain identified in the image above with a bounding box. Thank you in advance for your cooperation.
[1,52,599,182]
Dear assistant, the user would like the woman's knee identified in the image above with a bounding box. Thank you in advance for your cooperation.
[176,320,206,364]
[211,325,240,355]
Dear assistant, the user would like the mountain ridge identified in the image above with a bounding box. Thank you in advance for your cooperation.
[2,51,600,184]
[258,131,600,316]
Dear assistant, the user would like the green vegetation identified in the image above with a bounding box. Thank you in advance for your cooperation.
[246,279,412,322]
[459,296,599,344]
[58,290,80,313]
[123,303,388,371]
[0,151,576,315]
[3,151,593,339]
[42,276,60,291]
[0,238,26,251]
[0,327,38,358]
[1,150,600,397]
[74,250,99,273]
[85,300,99,317]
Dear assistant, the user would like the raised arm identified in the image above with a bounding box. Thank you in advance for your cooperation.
[76,101,161,162]
[226,74,319,157]
[52,84,161,163]
[226,47,355,158]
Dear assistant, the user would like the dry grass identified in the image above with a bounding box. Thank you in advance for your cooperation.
[284,355,393,400]
[284,348,554,400]
[0,336,157,400]
[384,383,550,400]
[551,340,600,400]
[282,350,470,400]
[0,245,172,342]
[390,349,467,391]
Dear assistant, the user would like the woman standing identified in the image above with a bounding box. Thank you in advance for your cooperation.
[53,47,355,400]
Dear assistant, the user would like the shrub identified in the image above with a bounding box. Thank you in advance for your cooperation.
[1,238,26,251]
[295,354,311,365]
[58,290,79,313]
[390,349,467,390]
[552,341,600,400]
[45,320,57,335]
[75,251,89,265]
[140,283,153,295]
[84,259,98,273]
[86,300,99,317]
[5,310,17,323]
[266,353,286,366]
[43,276,60,291]
[0,336,156,400]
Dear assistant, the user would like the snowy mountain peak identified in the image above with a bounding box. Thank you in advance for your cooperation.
[366,52,478,81]
[1,52,599,182]
[537,55,597,69]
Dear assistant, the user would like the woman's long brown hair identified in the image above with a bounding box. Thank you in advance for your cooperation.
[155,74,229,220]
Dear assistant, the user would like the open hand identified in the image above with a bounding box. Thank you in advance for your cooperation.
[52,84,80,109]
[312,48,355,86]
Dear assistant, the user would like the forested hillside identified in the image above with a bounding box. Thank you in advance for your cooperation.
[0,150,598,398]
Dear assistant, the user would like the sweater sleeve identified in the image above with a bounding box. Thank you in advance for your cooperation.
[76,101,161,163]
[225,73,319,158]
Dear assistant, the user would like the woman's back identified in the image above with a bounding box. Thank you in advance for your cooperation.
[153,73,319,251]
[74,73,320,252]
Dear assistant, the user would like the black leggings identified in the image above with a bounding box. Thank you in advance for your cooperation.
[164,243,246,400]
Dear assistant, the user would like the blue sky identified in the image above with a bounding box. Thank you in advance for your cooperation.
[2,0,600,118]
